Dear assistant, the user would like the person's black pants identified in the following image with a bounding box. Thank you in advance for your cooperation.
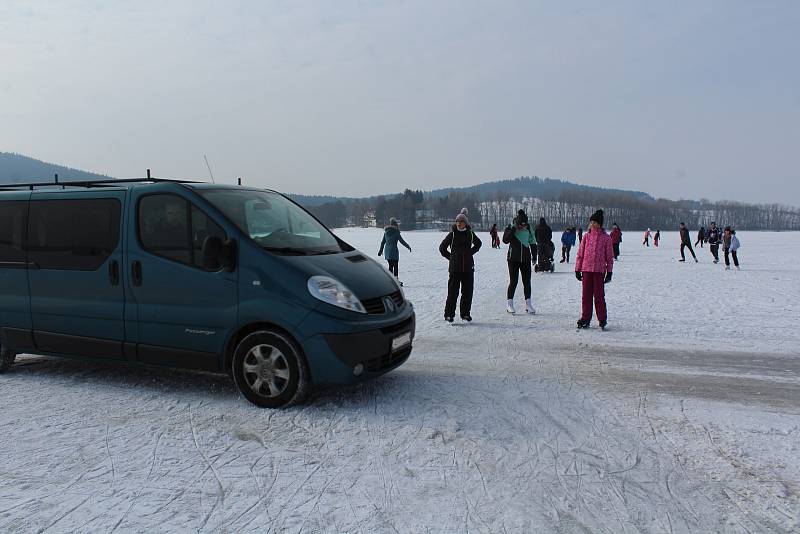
[643,238,649,247]
[387,260,399,276]
[710,244,720,262]
[680,243,697,261]
[724,249,739,267]
[561,246,572,262]
[445,271,474,318]
[507,261,532,299]
[612,243,620,259]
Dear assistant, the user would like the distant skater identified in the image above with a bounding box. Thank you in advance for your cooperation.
[678,222,698,262]
[503,210,536,314]
[575,210,614,329]
[695,226,705,248]
[654,230,661,247]
[707,222,721,264]
[378,217,412,282]
[642,228,651,247]
[578,225,583,243]
[610,223,622,259]
[490,223,500,249]
[723,226,741,270]
[439,208,482,322]
[560,226,576,263]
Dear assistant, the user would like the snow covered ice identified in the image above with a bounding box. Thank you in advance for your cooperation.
[1,229,799,533]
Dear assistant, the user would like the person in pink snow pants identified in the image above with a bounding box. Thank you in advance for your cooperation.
[574,210,614,329]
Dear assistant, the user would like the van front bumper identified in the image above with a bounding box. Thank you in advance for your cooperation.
[298,307,415,385]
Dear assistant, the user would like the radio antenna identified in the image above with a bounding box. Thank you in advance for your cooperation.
[203,154,216,184]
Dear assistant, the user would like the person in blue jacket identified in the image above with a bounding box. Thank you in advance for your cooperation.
[378,217,412,283]
[560,226,576,263]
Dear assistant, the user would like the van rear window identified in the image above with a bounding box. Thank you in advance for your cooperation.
[27,199,121,270]
[0,201,27,264]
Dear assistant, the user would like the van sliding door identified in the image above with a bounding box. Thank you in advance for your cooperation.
[27,192,126,359]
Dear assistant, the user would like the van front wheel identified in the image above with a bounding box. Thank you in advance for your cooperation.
[232,330,310,408]
[0,341,16,373]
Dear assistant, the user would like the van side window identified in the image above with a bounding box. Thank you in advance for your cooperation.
[27,199,121,270]
[0,201,27,264]
[139,194,226,270]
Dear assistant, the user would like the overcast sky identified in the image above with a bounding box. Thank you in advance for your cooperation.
[1,1,798,204]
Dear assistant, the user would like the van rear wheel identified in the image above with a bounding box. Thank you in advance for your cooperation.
[232,330,310,408]
[0,340,16,373]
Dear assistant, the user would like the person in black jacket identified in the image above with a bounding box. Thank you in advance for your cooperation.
[439,208,482,322]
[695,226,705,248]
[534,217,554,272]
[706,222,721,263]
[678,222,698,262]
[502,210,536,314]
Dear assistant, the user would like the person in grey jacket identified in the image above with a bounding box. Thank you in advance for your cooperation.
[722,226,741,270]
[378,217,412,281]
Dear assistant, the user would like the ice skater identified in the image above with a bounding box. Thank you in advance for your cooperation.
[503,210,536,314]
[706,222,721,264]
[560,226,576,263]
[378,217,412,283]
[642,228,651,247]
[722,226,741,270]
[654,230,661,247]
[575,210,614,329]
[489,223,500,249]
[695,226,706,248]
[678,222,698,262]
[439,208,482,322]
[610,223,622,259]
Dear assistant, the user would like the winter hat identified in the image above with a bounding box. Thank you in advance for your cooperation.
[724,225,731,232]
[539,217,546,225]
[389,217,398,227]
[516,209,528,224]
[455,207,469,224]
[589,210,604,227]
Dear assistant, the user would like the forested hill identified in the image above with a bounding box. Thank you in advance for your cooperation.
[290,176,653,207]
[0,152,113,184]
[425,176,654,203]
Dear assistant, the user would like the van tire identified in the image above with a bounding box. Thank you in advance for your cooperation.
[0,341,16,373]
[232,330,310,408]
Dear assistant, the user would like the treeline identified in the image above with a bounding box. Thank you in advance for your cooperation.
[301,185,800,231]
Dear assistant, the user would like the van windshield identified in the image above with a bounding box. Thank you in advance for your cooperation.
[198,189,345,255]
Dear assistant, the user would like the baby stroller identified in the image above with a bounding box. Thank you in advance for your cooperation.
[534,241,555,273]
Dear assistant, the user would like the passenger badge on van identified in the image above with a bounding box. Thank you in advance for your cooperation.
[185,328,216,336]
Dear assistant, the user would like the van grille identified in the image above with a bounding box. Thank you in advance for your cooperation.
[360,290,405,315]
[365,346,412,373]
[381,316,413,336]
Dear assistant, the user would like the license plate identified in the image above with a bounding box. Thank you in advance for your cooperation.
[391,332,412,351]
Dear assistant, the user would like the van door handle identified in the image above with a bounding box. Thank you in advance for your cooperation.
[109,260,120,286]
[132,260,142,287]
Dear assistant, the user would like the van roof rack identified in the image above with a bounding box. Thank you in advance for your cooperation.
[0,170,205,191]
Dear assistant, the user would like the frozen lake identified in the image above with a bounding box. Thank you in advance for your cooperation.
[1,228,798,532]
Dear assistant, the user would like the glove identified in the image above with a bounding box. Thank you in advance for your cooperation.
[604,272,613,284]
[575,272,582,281]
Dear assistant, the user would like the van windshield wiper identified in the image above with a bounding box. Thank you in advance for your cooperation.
[262,246,308,255]
[307,250,342,255]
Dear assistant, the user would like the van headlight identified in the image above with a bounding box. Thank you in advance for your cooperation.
[307,276,366,313]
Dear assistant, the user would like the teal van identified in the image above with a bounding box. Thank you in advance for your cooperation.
[0,177,414,407]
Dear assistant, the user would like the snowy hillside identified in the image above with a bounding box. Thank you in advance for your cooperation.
[1,229,798,532]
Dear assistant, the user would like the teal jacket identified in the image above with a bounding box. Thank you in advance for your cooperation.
[379,226,411,261]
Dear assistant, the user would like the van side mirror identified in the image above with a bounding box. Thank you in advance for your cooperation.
[201,237,237,272]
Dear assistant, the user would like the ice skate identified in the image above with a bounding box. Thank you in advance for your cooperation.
[599,320,607,330]
[576,319,590,329]
[461,314,472,322]
[445,316,454,323]
[525,298,536,315]
[506,299,516,314]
